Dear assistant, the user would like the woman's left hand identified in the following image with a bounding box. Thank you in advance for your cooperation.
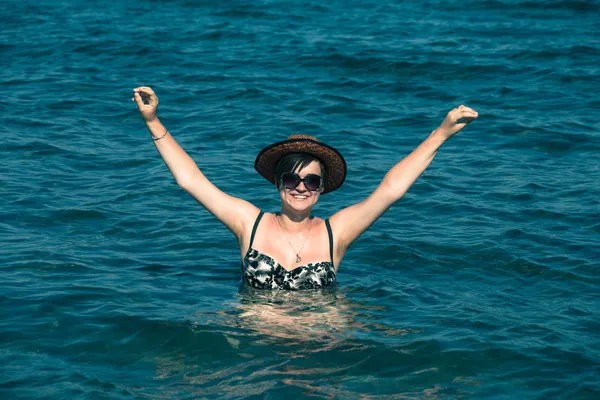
[132,86,159,123]
[433,105,478,140]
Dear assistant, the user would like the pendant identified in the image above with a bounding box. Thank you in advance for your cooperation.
[296,255,302,263]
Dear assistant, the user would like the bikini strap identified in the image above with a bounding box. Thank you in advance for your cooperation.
[325,218,334,266]
[248,211,264,249]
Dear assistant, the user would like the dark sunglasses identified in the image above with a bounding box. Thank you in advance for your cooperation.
[280,172,322,191]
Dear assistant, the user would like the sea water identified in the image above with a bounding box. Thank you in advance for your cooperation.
[1,0,599,398]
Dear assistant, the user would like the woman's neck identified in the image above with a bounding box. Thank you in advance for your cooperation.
[277,207,312,234]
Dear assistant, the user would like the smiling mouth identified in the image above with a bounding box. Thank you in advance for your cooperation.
[291,194,309,200]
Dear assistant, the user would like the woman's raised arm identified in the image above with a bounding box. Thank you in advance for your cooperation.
[132,87,259,239]
[329,105,478,260]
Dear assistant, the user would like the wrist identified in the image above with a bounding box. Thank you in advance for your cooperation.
[145,116,161,127]
[429,129,449,144]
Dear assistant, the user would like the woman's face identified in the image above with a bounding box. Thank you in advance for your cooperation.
[278,160,323,213]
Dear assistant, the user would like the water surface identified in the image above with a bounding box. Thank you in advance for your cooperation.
[1,0,599,398]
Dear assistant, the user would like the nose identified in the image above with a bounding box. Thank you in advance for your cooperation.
[295,181,308,192]
[295,182,309,193]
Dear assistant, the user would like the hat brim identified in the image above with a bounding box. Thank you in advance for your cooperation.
[255,138,346,194]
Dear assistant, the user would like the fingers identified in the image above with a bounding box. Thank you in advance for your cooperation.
[442,105,478,130]
[455,114,477,125]
[456,116,476,125]
[132,87,156,102]
[457,110,478,119]
[133,91,145,108]
[448,105,478,121]
[132,86,159,109]
[454,105,477,113]
[133,86,155,95]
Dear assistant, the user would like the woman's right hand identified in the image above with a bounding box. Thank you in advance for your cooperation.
[432,105,478,141]
[132,86,159,123]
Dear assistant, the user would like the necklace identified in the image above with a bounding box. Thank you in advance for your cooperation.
[275,214,312,263]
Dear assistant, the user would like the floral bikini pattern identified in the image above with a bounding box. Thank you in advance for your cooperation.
[242,248,336,290]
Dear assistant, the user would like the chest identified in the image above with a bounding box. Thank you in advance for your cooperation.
[269,233,328,263]
[246,216,332,272]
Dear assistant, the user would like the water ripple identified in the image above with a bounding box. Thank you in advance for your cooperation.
[2,0,599,398]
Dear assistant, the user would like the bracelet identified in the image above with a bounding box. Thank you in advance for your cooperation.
[152,128,168,141]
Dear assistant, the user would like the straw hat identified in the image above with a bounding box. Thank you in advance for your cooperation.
[254,134,347,194]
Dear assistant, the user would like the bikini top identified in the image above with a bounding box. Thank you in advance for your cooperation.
[241,211,336,290]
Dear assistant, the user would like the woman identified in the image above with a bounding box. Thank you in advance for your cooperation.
[132,87,478,290]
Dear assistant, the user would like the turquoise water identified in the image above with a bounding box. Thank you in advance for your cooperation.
[1,0,599,398]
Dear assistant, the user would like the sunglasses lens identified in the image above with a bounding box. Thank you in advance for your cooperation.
[280,173,322,191]
[304,175,321,191]
[281,173,300,189]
